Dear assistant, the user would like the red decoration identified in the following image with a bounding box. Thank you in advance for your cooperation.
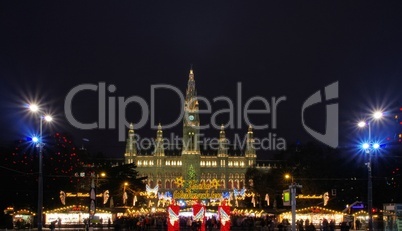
[167,201,180,231]
[193,202,206,231]
[311,207,321,213]
[218,201,231,231]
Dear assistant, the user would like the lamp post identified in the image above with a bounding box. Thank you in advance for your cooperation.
[285,174,302,231]
[358,111,383,231]
[89,173,96,231]
[96,172,106,208]
[29,104,52,231]
[88,172,106,230]
[123,182,128,206]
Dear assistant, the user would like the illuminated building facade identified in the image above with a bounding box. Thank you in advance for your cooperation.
[124,69,257,191]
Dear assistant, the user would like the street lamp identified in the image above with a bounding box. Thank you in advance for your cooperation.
[357,110,383,231]
[88,171,107,230]
[123,182,128,205]
[284,174,301,231]
[284,174,293,182]
[29,103,53,231]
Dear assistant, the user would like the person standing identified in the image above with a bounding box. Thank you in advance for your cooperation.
[355,219,361,230]
[329,220,335,231]
[50,221,56,231]
[322,218,329,231]
[58,218,61,230]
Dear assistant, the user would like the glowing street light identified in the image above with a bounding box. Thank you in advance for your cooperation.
[358,121,366,128]
[44,115,53,122]
[372,143,380,149]
[29,104,39,112]
[373,111,383,120]
[28,103,53,231]
[357,110,383,231]
[123,182,129,205]
[32,136,39,143]
[362,143,370,150]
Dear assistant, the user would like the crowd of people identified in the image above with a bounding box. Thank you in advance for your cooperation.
[111,214,279,231]
[113,215,221,231]
[108,214,357,231]
[275,218,354,231]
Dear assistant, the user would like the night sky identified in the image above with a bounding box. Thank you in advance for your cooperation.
[1,1,401,158]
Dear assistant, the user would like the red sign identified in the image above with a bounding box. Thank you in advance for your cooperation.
[218,201,231,231]
[193,202,206,231]
[167,204,180,231]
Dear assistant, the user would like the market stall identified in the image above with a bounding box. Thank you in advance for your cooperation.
[280,206,345,226]
[44,205,112,226]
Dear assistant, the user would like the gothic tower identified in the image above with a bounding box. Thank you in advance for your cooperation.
[218,125,228,156]
[125,123,137,164]
[245,125,257,167]
[217,124,229,187]
[154,123,165,157]
[181,68,201,180]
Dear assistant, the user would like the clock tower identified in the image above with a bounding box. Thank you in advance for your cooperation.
[182,68,201,179]
[124,67,260,192]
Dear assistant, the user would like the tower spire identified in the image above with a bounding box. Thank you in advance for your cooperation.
[218,124,228,155]
[246,125,256,156]
[154,123,164,156]
[186,68,196,102]
[125,123,137,164]
[182,68,201,180]
[182,67,200,154]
